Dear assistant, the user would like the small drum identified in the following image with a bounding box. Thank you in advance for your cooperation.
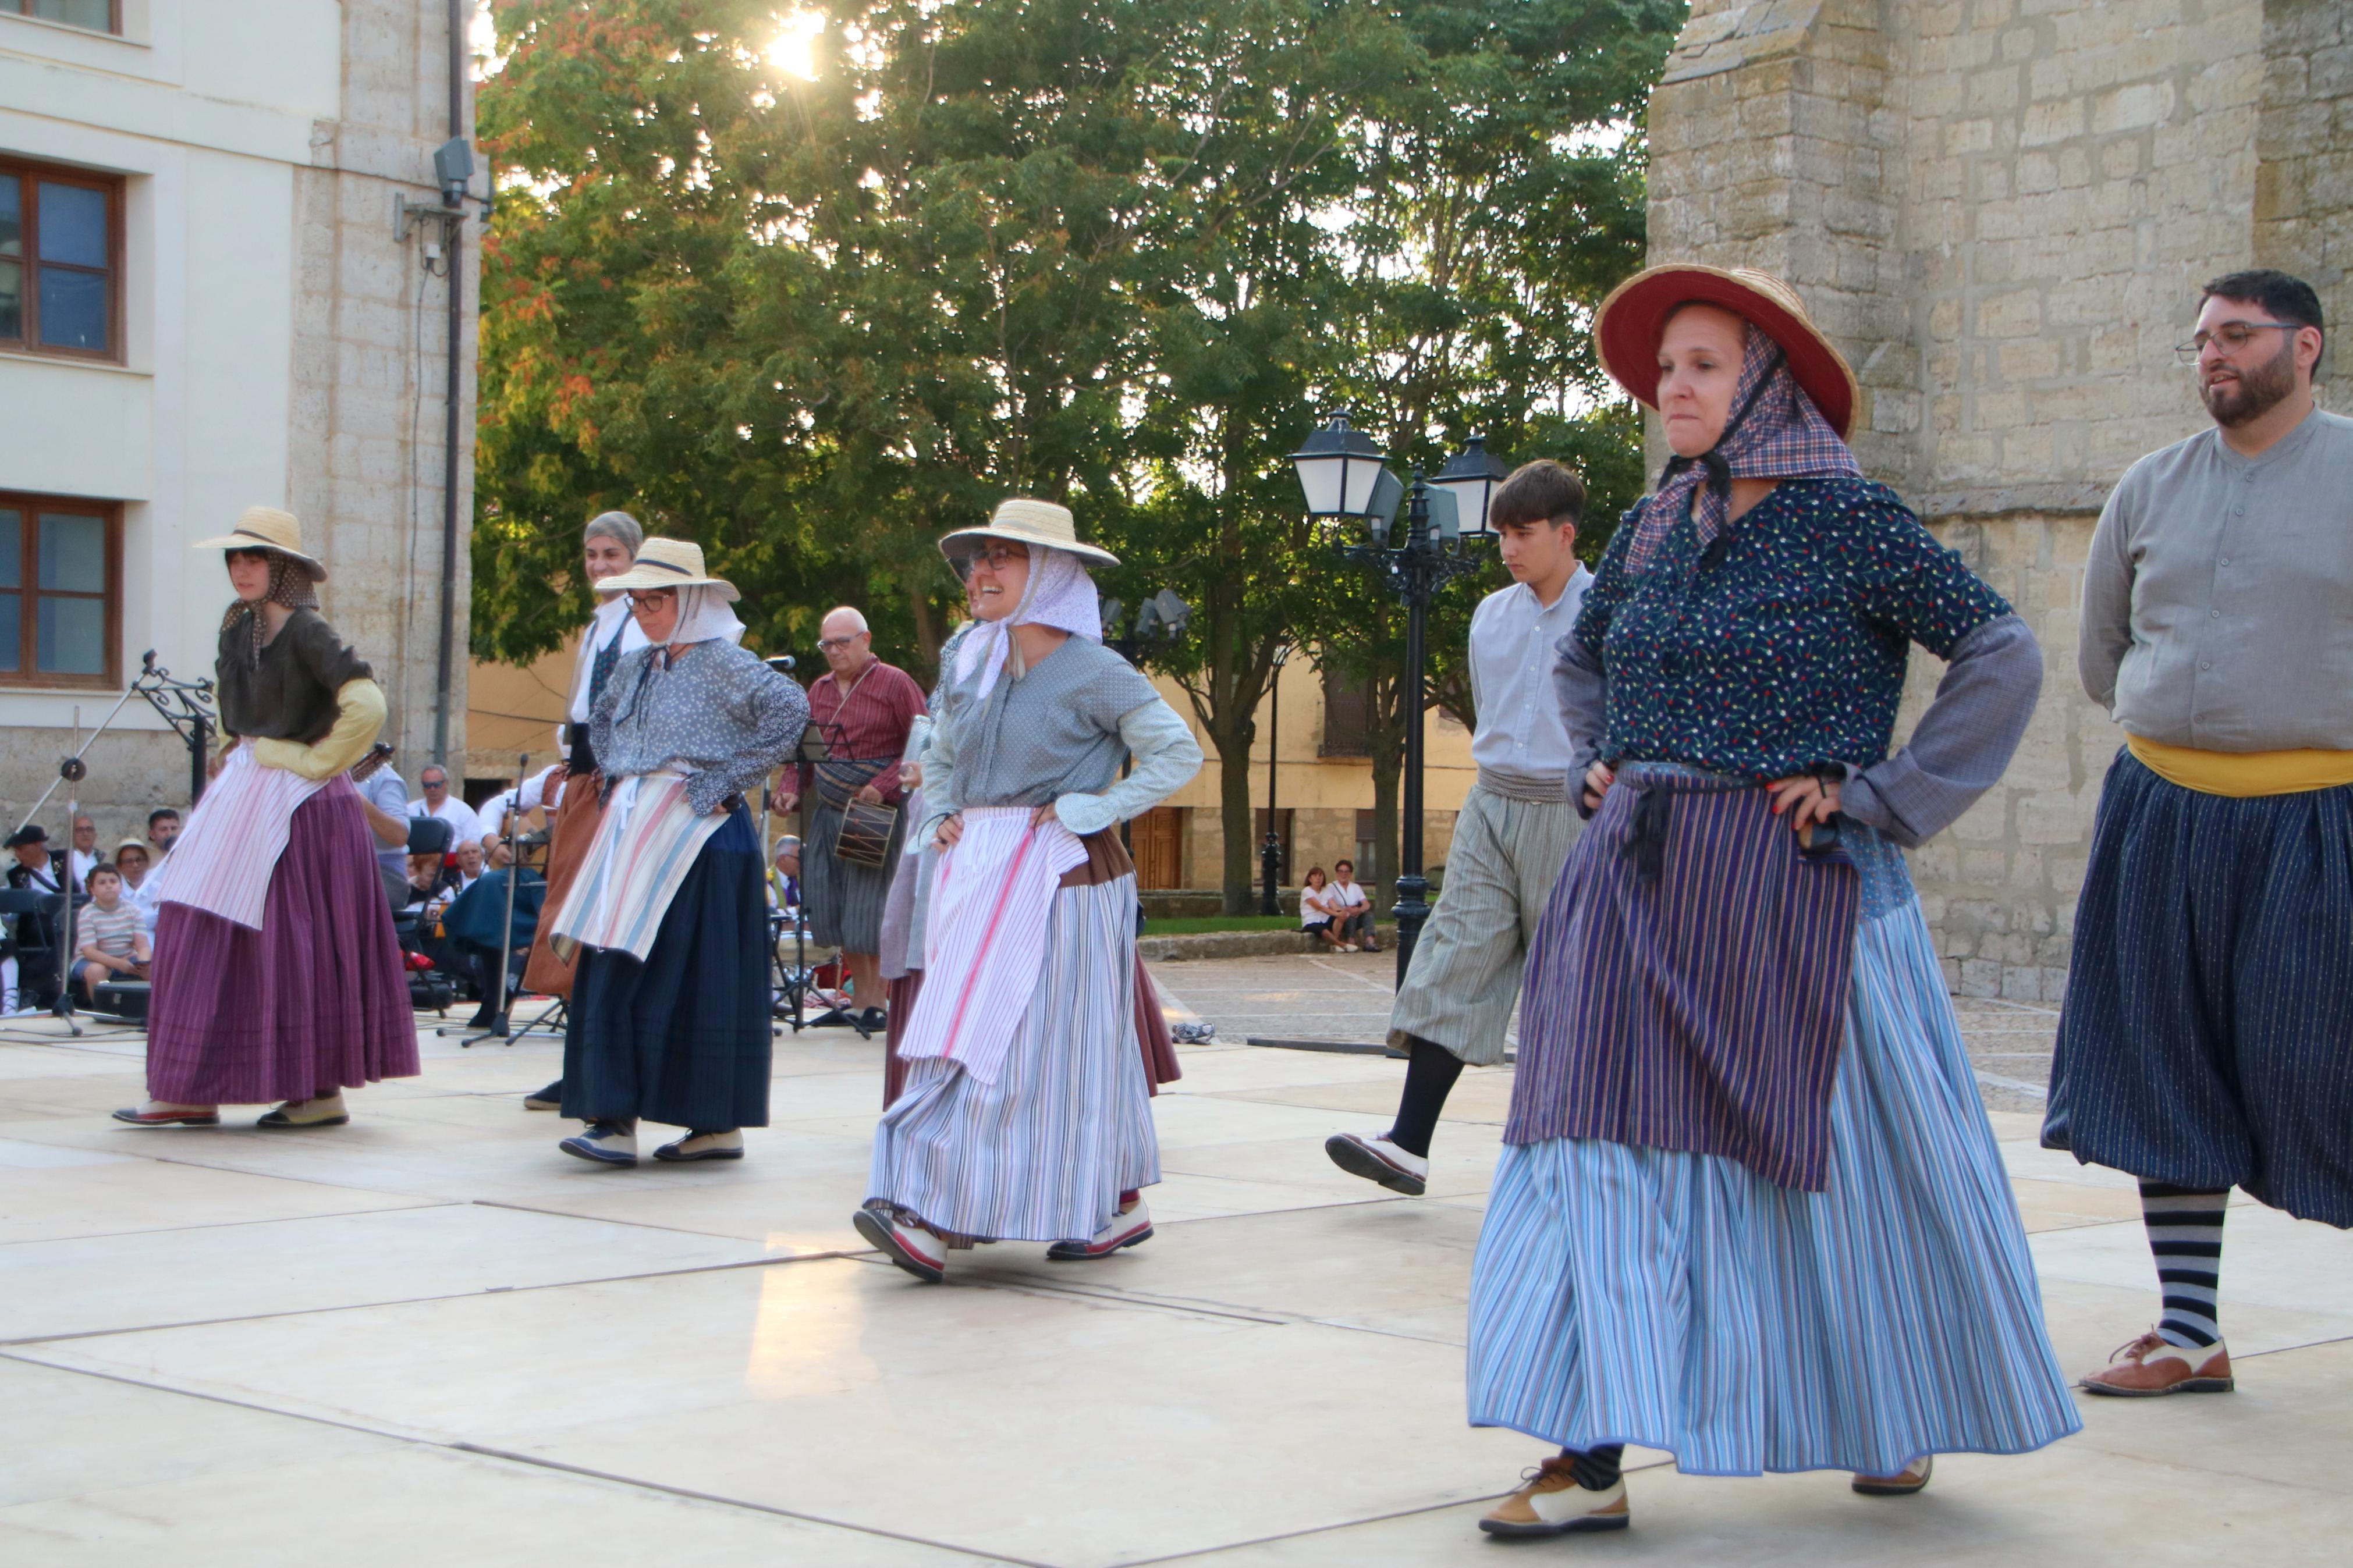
[835,799,898,870]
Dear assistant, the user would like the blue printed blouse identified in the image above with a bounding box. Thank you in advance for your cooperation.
[1571,477,2012,780]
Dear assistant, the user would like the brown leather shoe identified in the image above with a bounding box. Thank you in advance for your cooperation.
[1852,1455,1933,1495]
[2081,1330,2234,1396]
[1477,1457,1631,1538]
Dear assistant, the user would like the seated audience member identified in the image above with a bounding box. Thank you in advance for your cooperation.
[403,852,454,912]
[3,824,66,1010]
[407,765,484,847]
[1325,859,1378,952]
[772,834,804,915]
[68,815,100,892]
[1299,866,1344,950]
[452,838,487,893]
[353,758,414,891]
[147,808,181,858]
[113,839,159,934]
[477,765,560,859]
[72,863,151,1005]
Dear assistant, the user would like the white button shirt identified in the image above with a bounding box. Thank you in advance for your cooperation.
[1467,567,1593,782]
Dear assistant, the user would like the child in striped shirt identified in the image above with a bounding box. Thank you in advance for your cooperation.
[73,863,151,1004]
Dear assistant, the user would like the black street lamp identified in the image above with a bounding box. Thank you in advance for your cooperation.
[1290,413,1507,983]
[1259,640,1293,917]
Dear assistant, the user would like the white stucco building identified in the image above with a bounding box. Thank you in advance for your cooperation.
[0,0,477,834]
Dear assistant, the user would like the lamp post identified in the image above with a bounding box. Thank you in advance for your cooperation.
[1290,413,1507,983]
[1259,641,1293,917]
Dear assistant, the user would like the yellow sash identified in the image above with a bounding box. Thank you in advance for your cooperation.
[2125,734,2353,797]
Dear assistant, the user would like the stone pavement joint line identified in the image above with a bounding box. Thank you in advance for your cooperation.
[1,951,2347,1565]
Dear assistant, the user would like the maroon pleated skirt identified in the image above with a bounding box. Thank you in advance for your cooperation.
[145,776,418,1105]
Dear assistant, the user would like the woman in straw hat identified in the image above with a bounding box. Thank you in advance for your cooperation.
[855,498,1202,1281]
[1465,267,2077,1538]
[113,507,416,1130]
[542,538,808,1167]
[517,509,647,1112]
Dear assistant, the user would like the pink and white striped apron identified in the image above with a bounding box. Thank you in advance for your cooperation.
[546,771,727,962]
[896,806,1088,1086]
[148,745,329,930]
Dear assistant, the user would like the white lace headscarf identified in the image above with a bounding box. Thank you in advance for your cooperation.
[669,584,746,647]
[953,545,1101,701]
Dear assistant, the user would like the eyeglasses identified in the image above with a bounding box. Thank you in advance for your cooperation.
[2174,321,2303,365]
[960,543,1030,572]
[817,634,866,652]
[627,589,675,607]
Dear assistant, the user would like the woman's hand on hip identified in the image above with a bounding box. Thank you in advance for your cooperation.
[1766,773,1843,848]
[1581,761,1615,813]
[1031,802,1059,830]
[934,813,963,850]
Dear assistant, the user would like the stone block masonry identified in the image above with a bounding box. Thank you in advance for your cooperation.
[1646,0,2348,995]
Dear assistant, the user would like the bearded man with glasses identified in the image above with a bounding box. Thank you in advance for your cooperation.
[776,606,928,1032]
[2049,269,2353,1400]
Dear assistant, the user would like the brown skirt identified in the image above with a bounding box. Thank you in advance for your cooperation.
[520,771,606,998]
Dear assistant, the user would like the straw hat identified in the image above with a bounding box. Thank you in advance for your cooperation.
[190,506,328,582]
[114,837,151,862]
[939,497,1119,568]
[594,537,740,601]
[1593,264,1861,440]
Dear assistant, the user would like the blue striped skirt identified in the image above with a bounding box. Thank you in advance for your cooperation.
[866,873,1158,1242]
[1468,862,2079,1475]
[2046,751,2353,1226]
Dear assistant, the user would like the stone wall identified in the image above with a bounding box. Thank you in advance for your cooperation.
[1645,0,2350,995]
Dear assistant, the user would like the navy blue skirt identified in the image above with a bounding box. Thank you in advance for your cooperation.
[562,802,773,1130]
[2046,751,2353,1226]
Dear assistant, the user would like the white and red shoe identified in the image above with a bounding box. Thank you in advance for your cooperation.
[1325,1130,1429,1196]
[855,1203,947,1283]
[1047,1201,1154,1261]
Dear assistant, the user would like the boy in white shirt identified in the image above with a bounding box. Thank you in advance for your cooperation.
[1326,461,1593,1195]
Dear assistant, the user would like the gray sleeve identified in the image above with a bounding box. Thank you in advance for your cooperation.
[916,703,962,844]
[1552,631,1609,813]
[1054,696,1205,837]
[685,662,811,816]
[1839,613,2043,848]
[2078,478,2135,709]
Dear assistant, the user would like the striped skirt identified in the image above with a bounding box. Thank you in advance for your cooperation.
[1468,864,2079,1475]
[2046,751,2353,1226]
[867,873,1157,1242]
[146,777,417,1105]
[803,798,902,954]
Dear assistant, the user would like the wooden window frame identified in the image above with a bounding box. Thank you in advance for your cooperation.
[0,157,126,364]
[0,492,123,691]
[6,1,122,34]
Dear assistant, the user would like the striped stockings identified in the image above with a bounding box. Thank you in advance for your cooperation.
[2142,1181,2228,1349]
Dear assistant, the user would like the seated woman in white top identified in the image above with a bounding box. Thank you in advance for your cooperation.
[1298,866,1346,950]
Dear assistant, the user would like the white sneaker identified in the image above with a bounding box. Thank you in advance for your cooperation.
[1046,1201,1154,1260]
[854,1202,946,1282]
[654,1128,744,1162]
[560,1122,638,1166]
[1479,1458,1630,1537]
[1324,1130,1429,1196]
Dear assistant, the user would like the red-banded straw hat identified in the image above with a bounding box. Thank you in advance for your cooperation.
[1593,264,1861,440]
[189,506,328,582]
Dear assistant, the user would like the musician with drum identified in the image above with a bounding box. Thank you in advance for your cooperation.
[775,606,927,1033]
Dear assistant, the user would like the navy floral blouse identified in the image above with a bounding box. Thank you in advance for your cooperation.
[1571,477,2012,780]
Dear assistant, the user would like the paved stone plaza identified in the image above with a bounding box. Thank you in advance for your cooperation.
[1,952,2345,1565]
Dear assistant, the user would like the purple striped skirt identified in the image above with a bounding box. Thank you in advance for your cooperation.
[1510,764,1860,1191]
[145,774,418,1105]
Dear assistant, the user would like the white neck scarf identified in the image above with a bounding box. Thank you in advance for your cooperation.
[953,546,1101,701]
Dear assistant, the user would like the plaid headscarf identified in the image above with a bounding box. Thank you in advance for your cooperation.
[220,552,321,664]
[1624,325,1862,577]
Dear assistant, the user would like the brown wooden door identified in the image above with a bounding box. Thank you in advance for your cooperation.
[1131,806,1184,890]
